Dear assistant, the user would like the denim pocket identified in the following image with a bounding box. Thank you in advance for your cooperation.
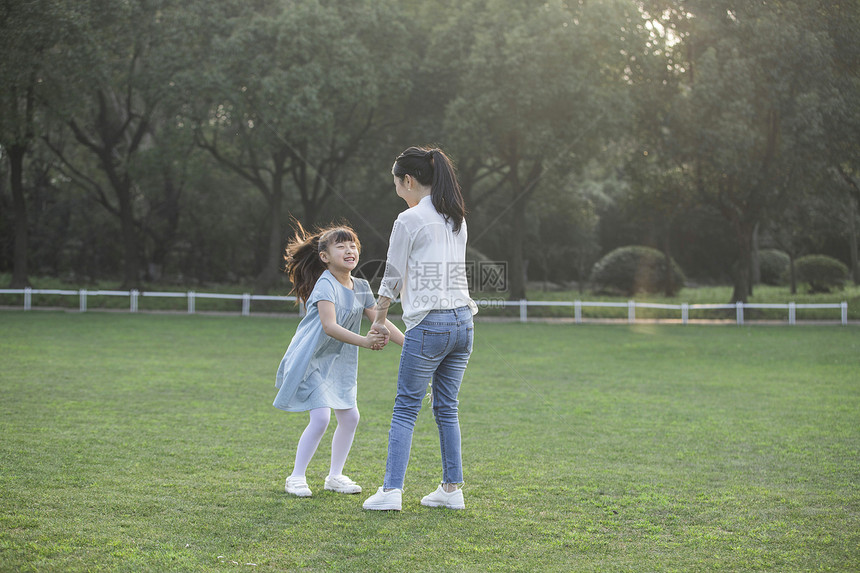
[420,330,450,359]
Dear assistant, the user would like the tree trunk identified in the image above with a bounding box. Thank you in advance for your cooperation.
[505,159,529,300]
[147,168,182,281]
[8,144,30,288]
[662,225,675,297]
[789,254,797,295]
[116,181,141,288]
[837,167,860,283]
[730,222,754,303]
[751,221,761,289]
[255,184,283,294]
[508,199,526,300]
[93,141,142,288]
[848,200,859,285]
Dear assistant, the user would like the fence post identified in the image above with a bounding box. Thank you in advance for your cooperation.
[842,302,848,326]
[628,300,635,323]
[682,303,689,325]
[79,289,87,312]
[788,302,796,325]
[519,299,527,323]
[188,291,195,314]
[574,300,582,324]
[736,301,744,325]
[130,290,139,313]
[242,293,251,316]
[24,287,32,310]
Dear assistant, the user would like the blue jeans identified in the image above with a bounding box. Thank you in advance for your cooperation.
[383,307,474,490]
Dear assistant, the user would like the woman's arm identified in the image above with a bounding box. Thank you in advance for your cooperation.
[319,301,385,349]
[372,296,392,339]
[374,219,409,343]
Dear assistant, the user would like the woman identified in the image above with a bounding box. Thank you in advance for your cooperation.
[363,146,478,511]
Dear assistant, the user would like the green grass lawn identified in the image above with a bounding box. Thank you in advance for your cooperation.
[1,312,858,571]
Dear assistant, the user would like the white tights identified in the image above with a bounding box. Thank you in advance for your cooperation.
[290,407,360,478]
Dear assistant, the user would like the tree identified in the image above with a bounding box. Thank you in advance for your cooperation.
[837,172,860,284]
[0,1,81,286]
[193,0,410,291]
[818,1,860,284]
[445,0,636,299]
[43,0,203,287]
[658,1,844,302]
[768,172,838,294]
[530,161,610,288]
[622,157,695,295]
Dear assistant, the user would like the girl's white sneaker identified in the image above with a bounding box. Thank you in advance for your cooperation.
[420,485,465,509]
[285,476,312,497]
[324,474,362,494]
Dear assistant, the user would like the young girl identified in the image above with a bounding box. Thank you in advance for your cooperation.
[274,223,403,497]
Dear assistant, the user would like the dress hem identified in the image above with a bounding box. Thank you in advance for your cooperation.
[273,402,357,413]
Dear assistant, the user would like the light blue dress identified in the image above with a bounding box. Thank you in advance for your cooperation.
[273,270,375,412]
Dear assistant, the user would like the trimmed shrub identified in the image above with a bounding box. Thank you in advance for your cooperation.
[758,249,790,286]
[794,255,850,293]
[589,246,686,296]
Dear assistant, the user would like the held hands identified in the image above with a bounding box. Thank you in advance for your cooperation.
[366,328,388,351]
[367,322,391,351]
[372,322,390,350]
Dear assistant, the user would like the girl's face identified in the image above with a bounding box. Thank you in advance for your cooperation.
[320,240,359,272]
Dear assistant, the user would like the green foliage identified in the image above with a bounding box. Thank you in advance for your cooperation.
[187,0,411,288]
[441,0,638,298]
[3,0,860,293]
[758,248,790,285]
[648,0,856,301]
[1,313,858,570]
[795,254,850,293]
[589,245,685,296]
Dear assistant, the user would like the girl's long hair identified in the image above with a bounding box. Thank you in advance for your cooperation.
[283,221,360,303]
[392,146,466,233]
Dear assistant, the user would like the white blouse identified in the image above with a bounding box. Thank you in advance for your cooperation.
[378,195,478,331]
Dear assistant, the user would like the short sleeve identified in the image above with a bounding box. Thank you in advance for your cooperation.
[355,278,375,309]
[307,275,337,308]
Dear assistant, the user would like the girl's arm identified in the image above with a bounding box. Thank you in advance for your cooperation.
[364,307,404,347]
[385,319,405,346]
[318,301,385,349]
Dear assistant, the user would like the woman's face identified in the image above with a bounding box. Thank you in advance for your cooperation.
[393,173,409,200]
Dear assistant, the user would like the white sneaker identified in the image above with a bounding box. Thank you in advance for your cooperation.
[362,487,402,511]
[324,474,362,494]
[420,485,465,509]
[285,476,312,497]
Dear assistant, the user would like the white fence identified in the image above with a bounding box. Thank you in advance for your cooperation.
[0,288,297,316]
[0,288,850,325]
[496,299,849,325]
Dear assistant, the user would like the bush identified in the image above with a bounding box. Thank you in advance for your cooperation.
[589,246,686,296]
[758,249,790,286]
[794,255,849,293]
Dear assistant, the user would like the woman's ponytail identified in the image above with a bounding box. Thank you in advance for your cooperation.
[428,148,465,233]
